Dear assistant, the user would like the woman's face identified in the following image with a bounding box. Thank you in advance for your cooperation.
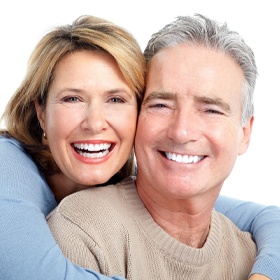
[36,50,138,195]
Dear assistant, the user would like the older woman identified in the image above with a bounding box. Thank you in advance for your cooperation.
[0,15,144,280]
[0,15,279,280]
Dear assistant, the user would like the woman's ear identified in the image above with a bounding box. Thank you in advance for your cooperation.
[34,99,46,131]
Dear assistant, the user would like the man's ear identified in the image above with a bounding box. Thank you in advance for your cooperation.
[34,99,46,131]
[238,116,254,155]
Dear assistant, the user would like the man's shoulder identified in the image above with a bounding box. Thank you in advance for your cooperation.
[63,176,135,202]
[54,176,136,222]
[213,210,257,252]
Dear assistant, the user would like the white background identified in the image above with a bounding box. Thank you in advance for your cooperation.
[0,0,279,205]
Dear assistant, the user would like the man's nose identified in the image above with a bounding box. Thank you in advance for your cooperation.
[167,109,201,144]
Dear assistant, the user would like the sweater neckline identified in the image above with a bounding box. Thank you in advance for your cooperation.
[121,176,222,265]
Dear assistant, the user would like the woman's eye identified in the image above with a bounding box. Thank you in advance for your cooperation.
[62,96,80,103]
[109,97,125,103]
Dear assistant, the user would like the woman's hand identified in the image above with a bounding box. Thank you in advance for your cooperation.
[249,274,271,280]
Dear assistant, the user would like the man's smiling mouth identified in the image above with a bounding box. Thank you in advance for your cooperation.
[164,152,204,163]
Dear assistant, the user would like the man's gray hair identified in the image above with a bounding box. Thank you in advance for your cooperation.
[144,14,257,126]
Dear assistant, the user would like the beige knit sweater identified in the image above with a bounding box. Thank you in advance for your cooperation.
[48,177,257,280]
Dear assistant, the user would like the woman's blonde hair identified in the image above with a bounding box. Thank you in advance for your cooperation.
[1,15,145,180]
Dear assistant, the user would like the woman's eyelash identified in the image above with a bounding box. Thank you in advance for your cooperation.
[62,96,80,102]
[109,97,126,103]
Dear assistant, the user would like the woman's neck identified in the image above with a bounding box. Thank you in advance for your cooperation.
[47,173,83,202]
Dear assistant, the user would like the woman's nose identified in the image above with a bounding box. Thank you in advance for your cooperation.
[80,103,109,133]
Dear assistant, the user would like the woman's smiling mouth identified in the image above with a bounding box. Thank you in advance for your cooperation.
[73,143,113,159]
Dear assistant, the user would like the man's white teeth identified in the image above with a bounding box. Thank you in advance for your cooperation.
[74,143,111,159]
[165,152,203,163]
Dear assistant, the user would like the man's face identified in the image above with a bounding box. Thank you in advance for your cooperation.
[135,44,253,203]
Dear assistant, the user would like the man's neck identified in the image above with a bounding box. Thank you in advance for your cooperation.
[137,184,215,248]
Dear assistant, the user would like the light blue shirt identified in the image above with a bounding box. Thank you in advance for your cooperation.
[0,136,279,279]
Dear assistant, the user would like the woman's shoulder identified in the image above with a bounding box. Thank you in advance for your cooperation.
[0,136,57,215]
[0,136,28,159]
[0,135,22,146]
[0,136,40,175]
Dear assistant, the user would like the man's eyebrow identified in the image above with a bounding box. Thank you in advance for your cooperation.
[142,92,176,105]
[195,96,231,112]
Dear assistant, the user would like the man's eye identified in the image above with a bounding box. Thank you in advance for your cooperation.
[150,103,167,108]
[206,109,223,115]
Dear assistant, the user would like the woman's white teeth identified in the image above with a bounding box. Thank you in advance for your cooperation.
[74,143,111,159]
[165,152,203,163]
[79,149,109,159]
[74,143,111,151]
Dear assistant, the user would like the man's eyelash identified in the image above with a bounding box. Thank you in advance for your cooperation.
[205,109,223,115]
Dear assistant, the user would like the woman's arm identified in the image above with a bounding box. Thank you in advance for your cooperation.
[216,195,280,279]
[0,137,124,280]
